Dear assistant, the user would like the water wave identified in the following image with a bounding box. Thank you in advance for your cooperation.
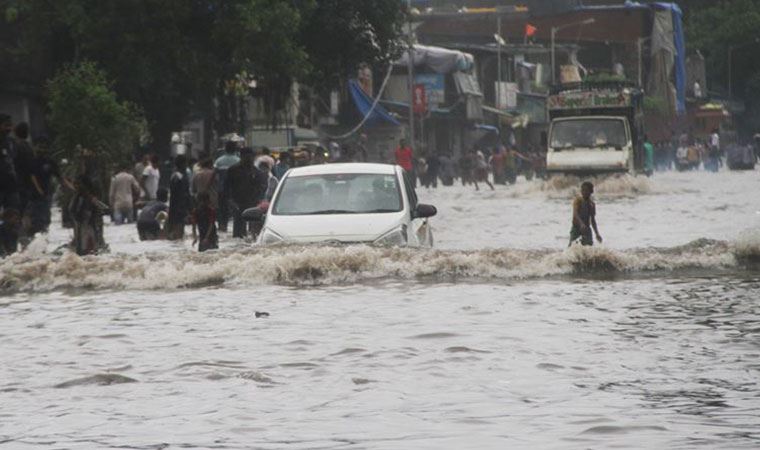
[509,174,654,199]
[1,234,757,293]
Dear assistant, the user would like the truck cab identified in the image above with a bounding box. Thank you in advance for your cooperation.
[546,82,644,175]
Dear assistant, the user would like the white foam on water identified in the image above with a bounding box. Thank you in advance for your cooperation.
[0,237,747,293]
[733,228,760,261]
[501,173,655,200]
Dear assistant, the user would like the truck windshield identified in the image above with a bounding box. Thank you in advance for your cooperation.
[272,173,403,215]
[550,119,627,149]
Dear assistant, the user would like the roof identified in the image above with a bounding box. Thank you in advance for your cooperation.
[288,163,399,177]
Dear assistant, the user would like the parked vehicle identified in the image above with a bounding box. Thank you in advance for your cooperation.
[243,163,436,247]
[726,144,757,170]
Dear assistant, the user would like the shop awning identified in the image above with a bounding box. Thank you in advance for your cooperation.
[473,124,499,135]
[349,80,400,127]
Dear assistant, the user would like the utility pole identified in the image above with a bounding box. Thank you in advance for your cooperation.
[497,16,502,110]
[728,45,734,99]
[637,37,650,87]
[551,26,556,85]
[406,0,415,153]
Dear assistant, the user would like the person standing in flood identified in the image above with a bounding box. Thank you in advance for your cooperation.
[27,137,71,235]
[643,135,655,176]
[569,181,602,247]
[167,155,192,240]
[12,123,35,236]
[191,157,217,209]
[225,147,266,238]
[473,149,494,191]
[141,154,161,201]
[191,191,218,252]
[109,164,141,225]
[0,114,20,256]
[395,139,415,186]
[214,141,240,232]
[69,173,105,256]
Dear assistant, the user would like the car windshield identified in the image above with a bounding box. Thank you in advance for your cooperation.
[272,173,403,215]
[550,119,627,149]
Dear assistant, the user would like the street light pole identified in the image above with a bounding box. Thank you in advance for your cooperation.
[551,26,556,85]
[406,0,415,152]
[637,37,651,87]
[728,45,734,99]
[497,16,502,110]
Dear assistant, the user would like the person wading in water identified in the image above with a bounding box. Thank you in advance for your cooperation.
[569,181,602,246]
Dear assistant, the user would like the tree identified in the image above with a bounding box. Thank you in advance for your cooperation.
[684,0,760,130]
[47,61,145,167]
[3,0,405,152]
[298,0,405,91]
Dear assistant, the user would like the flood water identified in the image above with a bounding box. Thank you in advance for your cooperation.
[1,170,760,449]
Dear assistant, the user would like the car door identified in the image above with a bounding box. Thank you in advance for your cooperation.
[401,170,432,247]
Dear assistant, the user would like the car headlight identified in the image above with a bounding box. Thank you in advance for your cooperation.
[373,225,408,247]
[259,228,284,245]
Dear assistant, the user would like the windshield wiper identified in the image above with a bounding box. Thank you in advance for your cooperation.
[303,209,355,215]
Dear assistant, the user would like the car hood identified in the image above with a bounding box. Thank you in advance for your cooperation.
[264,212,406,243]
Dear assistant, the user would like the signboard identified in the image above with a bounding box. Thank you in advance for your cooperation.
[495,82,519,110]
[548,90,631,110]
[414,73,444,107]
[413,84,427,115]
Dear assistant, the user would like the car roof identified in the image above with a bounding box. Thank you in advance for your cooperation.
[287,163,399,177]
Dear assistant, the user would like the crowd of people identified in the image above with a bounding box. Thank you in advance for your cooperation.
[648,129,759,173]
[1,114,73,257]
[394,138,545,192]
[114,142,286,254]
[0,110,291,257]
[5,109,758,259]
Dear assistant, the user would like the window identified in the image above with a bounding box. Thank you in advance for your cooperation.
[272,173,403,215]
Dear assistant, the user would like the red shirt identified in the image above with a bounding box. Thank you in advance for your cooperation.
[395,146,414,171]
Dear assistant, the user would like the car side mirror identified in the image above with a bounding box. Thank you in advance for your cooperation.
[414,203,437,219]
[241,207,265,222]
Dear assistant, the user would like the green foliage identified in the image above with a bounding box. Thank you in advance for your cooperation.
[685,0,760,95]
[684,0,760,131]
[3,0,405,152]
[47,61,145,166]
[584,73,627,83]
[298,0,405,90]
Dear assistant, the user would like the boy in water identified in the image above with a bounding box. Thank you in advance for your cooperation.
[570,181,602,246]
[191,191,218,252]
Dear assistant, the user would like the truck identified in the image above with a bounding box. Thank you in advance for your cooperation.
[545,81,645,175]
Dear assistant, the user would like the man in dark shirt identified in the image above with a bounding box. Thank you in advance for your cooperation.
[225,147,267,238]
[27,137,67,234]
[13,123,35,214]
[137,187,168,240]
[0,114,18,207]
[0,114,19,256]
[167,155,191,240]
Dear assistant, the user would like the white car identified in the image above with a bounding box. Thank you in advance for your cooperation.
[243,163,436,247]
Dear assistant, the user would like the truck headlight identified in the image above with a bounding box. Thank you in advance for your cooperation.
[373,225,408,246]
[259,228,284,245]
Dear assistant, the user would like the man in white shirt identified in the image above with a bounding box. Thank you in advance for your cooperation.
[710,130,720,151]
[141,155,161,200]
[109,166,140,224]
